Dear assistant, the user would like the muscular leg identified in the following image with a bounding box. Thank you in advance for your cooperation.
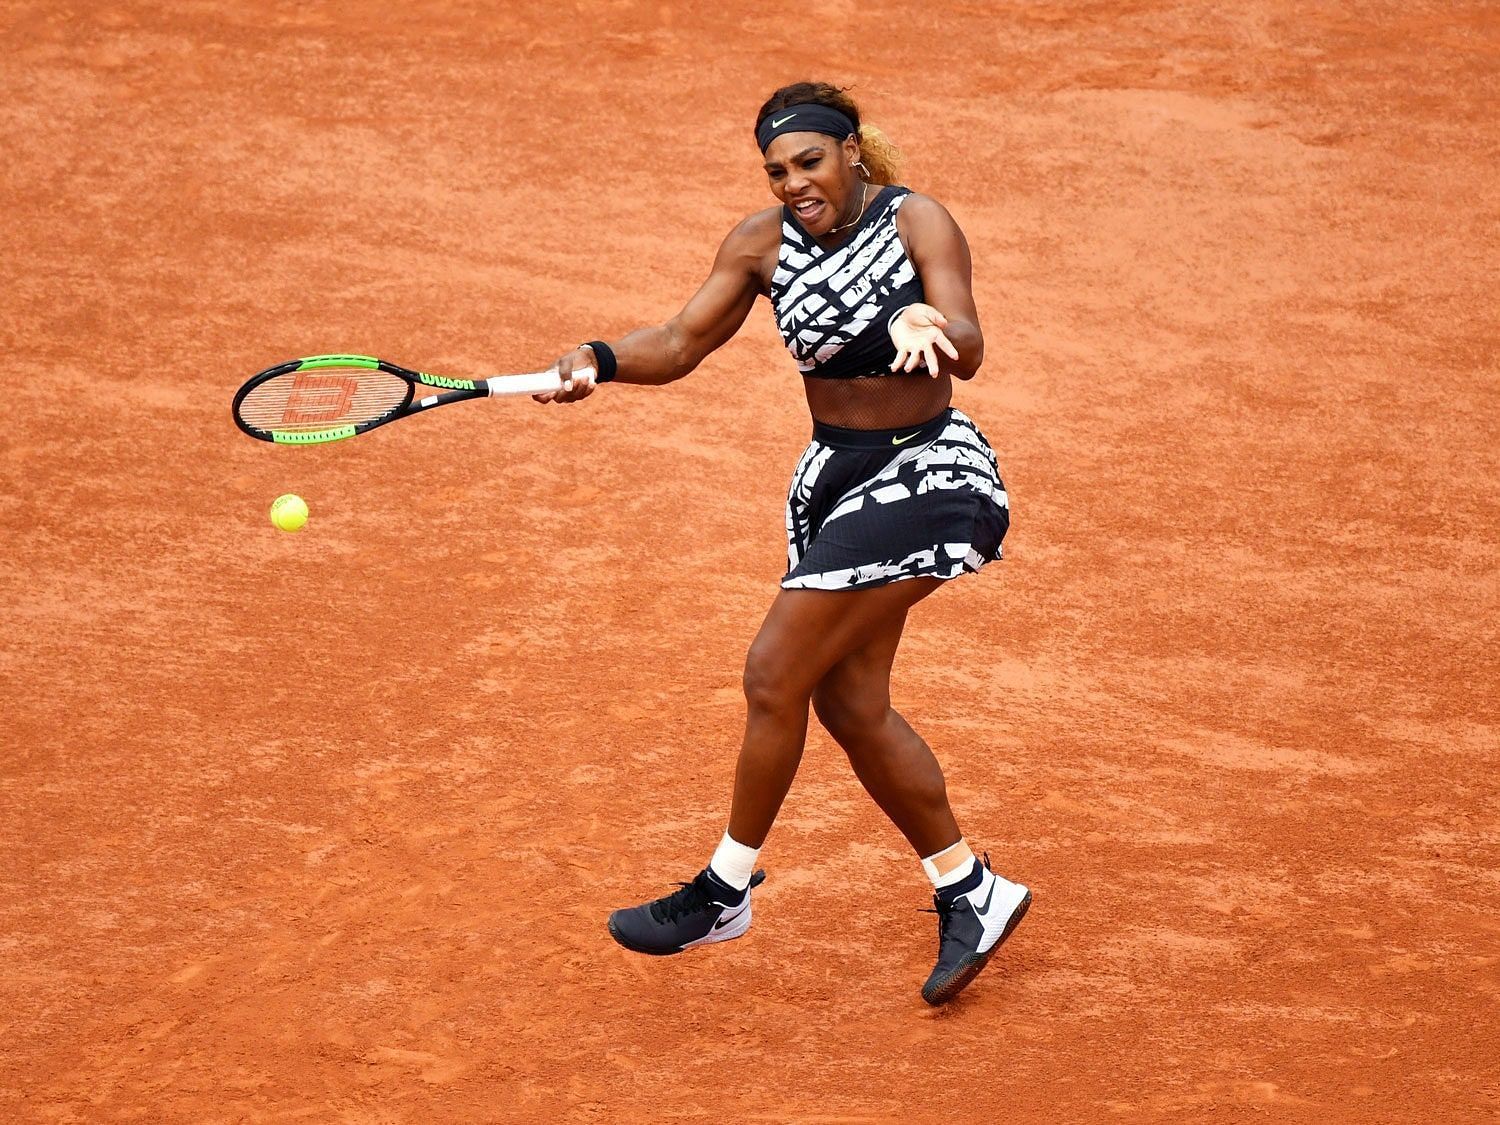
[726,578,943,848]
[812,611,962,857]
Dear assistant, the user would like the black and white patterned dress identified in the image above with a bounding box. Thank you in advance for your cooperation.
[771,186,1010,591]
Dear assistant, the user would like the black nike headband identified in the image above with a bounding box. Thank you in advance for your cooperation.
[756,103,856,154]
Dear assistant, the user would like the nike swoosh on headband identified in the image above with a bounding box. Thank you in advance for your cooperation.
[891,430,922,446]
[771,114,797,128]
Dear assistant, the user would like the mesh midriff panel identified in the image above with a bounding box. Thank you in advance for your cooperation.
[802,372,953,431]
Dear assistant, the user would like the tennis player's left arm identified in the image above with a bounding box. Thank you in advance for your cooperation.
[895,195,984,380]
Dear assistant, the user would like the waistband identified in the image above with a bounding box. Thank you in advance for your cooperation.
[811,408,951,451]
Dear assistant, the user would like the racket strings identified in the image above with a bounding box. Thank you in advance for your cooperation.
[237,369,409,433]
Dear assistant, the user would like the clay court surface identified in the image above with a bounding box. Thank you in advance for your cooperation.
[3,1,1497,1120]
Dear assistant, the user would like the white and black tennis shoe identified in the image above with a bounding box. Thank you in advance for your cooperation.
[608,867,767,956]
[921,859,1031,1006]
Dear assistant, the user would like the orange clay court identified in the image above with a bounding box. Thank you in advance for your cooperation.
[2,2,1496,1121]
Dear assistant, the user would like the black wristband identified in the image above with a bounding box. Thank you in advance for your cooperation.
[581,340,617,383]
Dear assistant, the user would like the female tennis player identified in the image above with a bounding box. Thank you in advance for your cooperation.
[538,82,1029,1005]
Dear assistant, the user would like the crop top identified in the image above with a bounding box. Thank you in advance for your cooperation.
[769,185,925,380]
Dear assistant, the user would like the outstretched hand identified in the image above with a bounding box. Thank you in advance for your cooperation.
[889,303,959,376]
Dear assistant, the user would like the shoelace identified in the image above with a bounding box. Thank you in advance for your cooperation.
[920,895,956,925]
[650,875,718,924]
[919,896,962,960]
[920,852,995,939]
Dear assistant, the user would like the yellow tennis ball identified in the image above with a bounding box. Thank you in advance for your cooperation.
[270,493,309,532]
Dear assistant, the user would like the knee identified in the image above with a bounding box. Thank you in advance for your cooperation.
[812,681,890,746]
[742,641,812,716]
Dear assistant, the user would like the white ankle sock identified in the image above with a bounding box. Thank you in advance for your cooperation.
[921,840,977,890]
[708,832,760,891]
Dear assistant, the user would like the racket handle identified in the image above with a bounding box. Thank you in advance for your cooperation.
[484,367,597,397]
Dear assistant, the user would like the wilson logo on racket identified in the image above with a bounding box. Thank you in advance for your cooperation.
[281,372,358,424]
[416,373,477,391]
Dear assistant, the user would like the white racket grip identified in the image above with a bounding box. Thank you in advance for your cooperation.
[484,367,596,397]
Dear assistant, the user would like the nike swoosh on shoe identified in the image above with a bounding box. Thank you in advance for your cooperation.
[712,904,749,931]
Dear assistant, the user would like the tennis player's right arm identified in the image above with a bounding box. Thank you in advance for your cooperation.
[539,215,771,403]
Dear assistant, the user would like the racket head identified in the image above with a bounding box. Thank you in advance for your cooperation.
[232,355,419,444]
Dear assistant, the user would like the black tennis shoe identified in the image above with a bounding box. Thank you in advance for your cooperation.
[608,867,767,956]
[921,860,1031,1006]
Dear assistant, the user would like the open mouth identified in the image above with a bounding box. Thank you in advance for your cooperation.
[792,199,826,224]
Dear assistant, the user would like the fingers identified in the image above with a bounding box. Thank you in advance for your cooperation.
[552,377,595,403]
[536,384,595,404]
[556,348,585,390]
[897,329,930,372]
[536,348,597,404]
[890,311,962,376]
[892,330,958,375]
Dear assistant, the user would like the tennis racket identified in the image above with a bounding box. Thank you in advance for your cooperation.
[232,354,592,444]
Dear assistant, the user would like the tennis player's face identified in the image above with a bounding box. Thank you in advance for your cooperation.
[763,132,861,234]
